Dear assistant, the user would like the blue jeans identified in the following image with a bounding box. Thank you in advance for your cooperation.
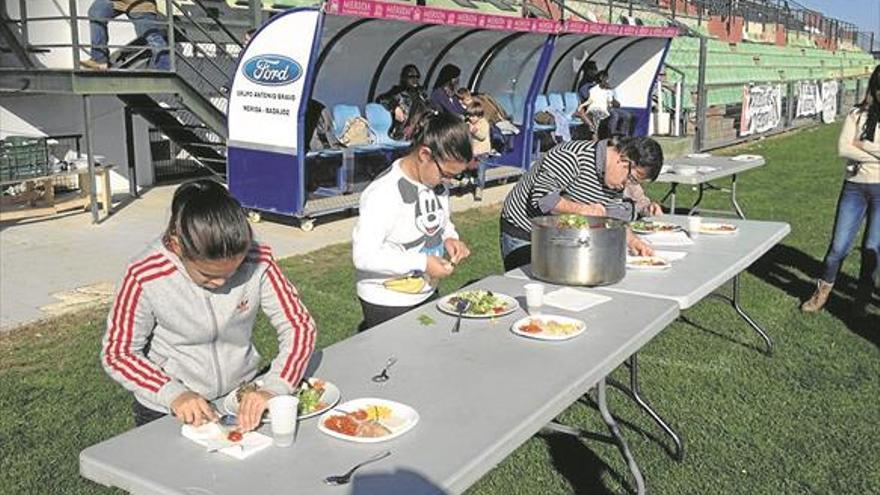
[500,230,532,272]
[820,180,880,302]
[89,0,170,70]
[608,108,635,137]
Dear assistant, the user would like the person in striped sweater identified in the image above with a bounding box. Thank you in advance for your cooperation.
[101,180,316,432]
[500,137,664,271]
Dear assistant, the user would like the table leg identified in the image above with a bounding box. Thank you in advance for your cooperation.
[729,174,745,219]
[608,353,684,461]
[598,377,646,495]
[100,168,111,217]
[660,183,677,214]
[707,275,774,355]
[687,183,705,216]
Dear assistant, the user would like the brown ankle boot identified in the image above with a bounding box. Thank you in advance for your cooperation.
[801,280,833,312]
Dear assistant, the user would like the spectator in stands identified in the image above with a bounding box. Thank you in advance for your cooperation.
[466,101,491,157]
[377,64,429,141]
[578,71,636,137]
[101,180,316,430]
[802,64,880,320]
[456,88,474,110]
[576,61,600,101]
[352,111,473,331]
[81,0,169,71]
[431,64,467,116]
[499,136,663,270]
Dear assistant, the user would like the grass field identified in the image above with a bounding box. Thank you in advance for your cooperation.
[1,122,878,494]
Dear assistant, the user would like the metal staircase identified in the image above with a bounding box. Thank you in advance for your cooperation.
[0,0,252,182]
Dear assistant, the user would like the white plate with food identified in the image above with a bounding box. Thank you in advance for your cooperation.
[731,154,761,162]
[437,290,519,318]
[687,153,711,159]
[223,378,341,421]
[511,315,586,341]
[699,222,739,235]
[630,220,682,235]
[626,255,672,270]
[318,398,419,443]
[697,166,718,174]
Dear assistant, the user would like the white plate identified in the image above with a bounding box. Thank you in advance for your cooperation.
[630,221,681,235]
[318,398,419,444]
[699,222,739,235]
[687,153,711,159]
[673,166,699,176]
[626,256,672,270]
[222,378,341,420]
[697,166,718,174]
[437,291,519,318]
[731,154,761,162]
[511,315,586,341]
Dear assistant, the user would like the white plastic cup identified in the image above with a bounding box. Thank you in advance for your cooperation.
[524,283,545,315]
[687,215,702,238]
[268,395,299,447]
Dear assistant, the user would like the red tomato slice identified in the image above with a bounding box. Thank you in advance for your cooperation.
[227,431,243,442]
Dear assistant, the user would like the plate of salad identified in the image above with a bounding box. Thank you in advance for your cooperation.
[223,378,340,421]
[437,290,519,318]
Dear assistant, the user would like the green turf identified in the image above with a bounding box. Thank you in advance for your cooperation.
[1,122,878,494]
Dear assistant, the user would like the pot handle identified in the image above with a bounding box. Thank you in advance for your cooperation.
[549,236,591,248]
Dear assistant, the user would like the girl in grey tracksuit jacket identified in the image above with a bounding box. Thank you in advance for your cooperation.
[101,180,316,423]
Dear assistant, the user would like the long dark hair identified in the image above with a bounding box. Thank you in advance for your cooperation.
[165,179,252,260]
[858,64,880,142]
[409,108,473,164]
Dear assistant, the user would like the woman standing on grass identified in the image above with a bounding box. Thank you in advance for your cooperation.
[802,65,880,319]
[352,111,473,331]
[101,180,316,431]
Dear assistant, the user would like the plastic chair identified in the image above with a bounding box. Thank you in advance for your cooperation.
[365,103,410,149]
[547,93,565,112]
[495,93,515,120]
[533,94,555,132]
[561,92,584,127]
[331,104,384,152]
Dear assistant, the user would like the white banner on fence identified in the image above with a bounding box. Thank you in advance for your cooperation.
[227,10,321,155]
[796,80,821,118]
[740,84,782,136]
[821,80,839,124]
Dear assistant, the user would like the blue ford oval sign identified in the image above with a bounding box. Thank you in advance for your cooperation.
[242,55,302,86]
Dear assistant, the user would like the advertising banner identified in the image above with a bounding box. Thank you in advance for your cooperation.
[228,10,321,155]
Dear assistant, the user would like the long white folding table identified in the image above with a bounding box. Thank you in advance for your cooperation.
[81,276,678,495]
[507,216,791,462]
[657,155,765,217]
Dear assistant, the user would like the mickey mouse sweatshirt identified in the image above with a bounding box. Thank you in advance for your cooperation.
[353,160,459,307]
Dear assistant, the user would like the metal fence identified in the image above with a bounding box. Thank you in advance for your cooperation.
[688,76,869,152]
[148,128,211,182]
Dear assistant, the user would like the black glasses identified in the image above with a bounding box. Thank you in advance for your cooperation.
[432,157,458,180]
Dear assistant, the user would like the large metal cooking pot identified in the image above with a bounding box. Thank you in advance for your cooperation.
[530,215,626,286]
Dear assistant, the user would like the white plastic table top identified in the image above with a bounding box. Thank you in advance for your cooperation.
[655,155,765,185]
[507,216,790,309]
[80,276,678,495]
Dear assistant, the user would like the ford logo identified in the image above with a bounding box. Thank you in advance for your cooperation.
[242,55,302,86]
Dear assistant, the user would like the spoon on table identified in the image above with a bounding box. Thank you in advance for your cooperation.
[324,451,392,485]
[452,299,470,334]
[371,356,398,383]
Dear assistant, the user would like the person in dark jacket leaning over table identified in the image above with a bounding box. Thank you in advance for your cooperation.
[80,0,169,70]
[499,136,664,271]
[101,180,316,432]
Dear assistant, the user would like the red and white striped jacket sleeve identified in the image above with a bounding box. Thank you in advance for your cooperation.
[101,254,188,409]
[251,246,317,396]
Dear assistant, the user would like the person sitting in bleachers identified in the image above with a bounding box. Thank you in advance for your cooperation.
[377,65,430,141]
[80,0,169,70]
[431,64,467,116]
